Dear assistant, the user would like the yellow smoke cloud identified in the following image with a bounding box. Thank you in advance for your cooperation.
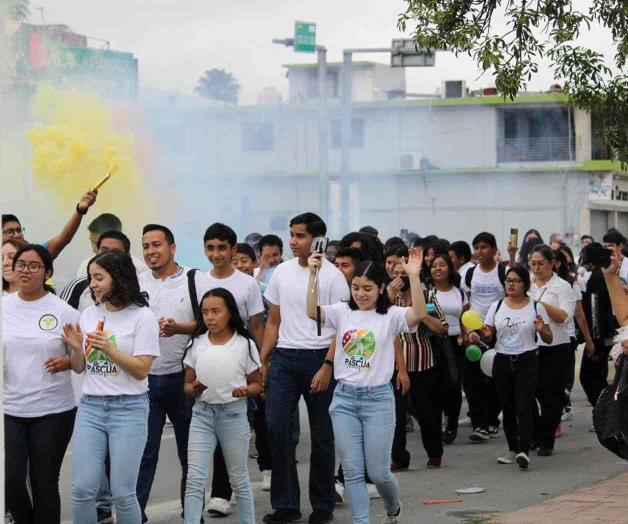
[26,86,146,211]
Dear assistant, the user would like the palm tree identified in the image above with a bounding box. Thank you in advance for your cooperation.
[194,68,240,105]
[1,0,30,20]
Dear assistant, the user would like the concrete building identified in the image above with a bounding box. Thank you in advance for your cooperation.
[181,65,626,247]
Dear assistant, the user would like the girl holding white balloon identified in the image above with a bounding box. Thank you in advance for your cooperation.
[468,266,552,469]
[182,287,261,524]
[307,249,427,524]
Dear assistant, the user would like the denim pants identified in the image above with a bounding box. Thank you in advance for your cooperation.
[137,372,193,522]
[330,382,400,524]
[266,347,336,513]
[184,400,254,524]
[5,409,75,524]
[493,350,538,454]
[72,394,149,524]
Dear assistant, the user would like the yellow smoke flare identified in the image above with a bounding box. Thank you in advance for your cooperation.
[25,86,145,211]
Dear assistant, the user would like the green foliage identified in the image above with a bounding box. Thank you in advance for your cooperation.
[0,0,30,20]
[195,68,240,105]
[399,0,628,163]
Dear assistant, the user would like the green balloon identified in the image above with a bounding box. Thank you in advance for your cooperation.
[466,344,482,362]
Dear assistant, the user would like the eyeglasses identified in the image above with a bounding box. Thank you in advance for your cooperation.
[14,261,45,272]
[3,227,26,237]
[505,278,523,284]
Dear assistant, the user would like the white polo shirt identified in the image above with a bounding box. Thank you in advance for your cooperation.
[140,267,211,375]
[530,273,576,347]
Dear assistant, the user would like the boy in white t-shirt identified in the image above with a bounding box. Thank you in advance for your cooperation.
[260,213,349,524]
[461,232,506,442]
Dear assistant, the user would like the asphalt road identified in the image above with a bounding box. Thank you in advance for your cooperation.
[57,350,627,523]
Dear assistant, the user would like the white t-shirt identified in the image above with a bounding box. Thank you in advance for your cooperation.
[183,333,260,404]
[567,281,582,338]
[76,254,148,278]
[206,269,265,322]
[529,273,576,347]
[432,287,467,336]
[79,303,160,395]
[459,262,475,288]
[140,267,211,375]
[322,302,415,386]
[485,299,550,355]
[461,265,506,320]
[3,293,78,417]
[620,258,628,285]
[264,258,350,349]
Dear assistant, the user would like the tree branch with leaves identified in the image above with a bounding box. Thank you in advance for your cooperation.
[398,0,628,162]
[194,68,240,105]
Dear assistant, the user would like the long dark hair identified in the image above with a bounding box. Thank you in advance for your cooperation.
[552,248,576,285]
[348,261,391,314]
[185,288,258,365]
[429,253,461,289]
[12,243,55,293]
[517,236,544,269]
[87,250,148,308]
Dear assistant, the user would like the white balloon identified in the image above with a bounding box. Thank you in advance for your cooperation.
[195,346,239,391]
[480,348,496,378]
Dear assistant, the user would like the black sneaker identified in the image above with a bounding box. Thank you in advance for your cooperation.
[487,425,499,438]
[97,508,113,524]
[263,509,303,523]
[443,426,457,444]
[516,452,530,469]
[537,447,553,457]
[308,511,333,523]
[469,428,490,442]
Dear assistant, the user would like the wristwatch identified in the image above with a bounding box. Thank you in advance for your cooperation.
[75,203,88,216]
[323,359,334,368]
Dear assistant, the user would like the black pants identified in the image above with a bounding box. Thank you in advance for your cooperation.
[493,351,538,454]
[580,342,612,407]
[442,337,466,428]
[535,344,570,450]
[5,409,75,524]
[464,359,501,430]
[392,367,444,464]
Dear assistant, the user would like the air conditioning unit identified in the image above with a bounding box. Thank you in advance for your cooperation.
[442,80,467,99]
[399,152,422,170]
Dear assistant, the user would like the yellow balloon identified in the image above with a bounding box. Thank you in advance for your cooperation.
[461,310,483,331]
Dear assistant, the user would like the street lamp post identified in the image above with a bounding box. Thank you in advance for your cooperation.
[272,38,329,223]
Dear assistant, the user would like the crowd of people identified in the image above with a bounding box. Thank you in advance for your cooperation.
[2,191,628,524]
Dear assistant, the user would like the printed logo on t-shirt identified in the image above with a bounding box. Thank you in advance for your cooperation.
[84,333,119,377]
[500,317,524,352]
[38,314,58,331]
[342,329,376,370]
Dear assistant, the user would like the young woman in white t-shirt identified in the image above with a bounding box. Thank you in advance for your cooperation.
[470,266,552,469]
[429,253,468,445]
[63,250,160,524]
[182,288,261,524]
[3,244,78,523]
[528,244,576,457]
[3,238,28,294]
[306,250,427,524]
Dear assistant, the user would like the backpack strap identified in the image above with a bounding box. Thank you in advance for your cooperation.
[495,299,503,315]
[465,265,476,289]
[497,264,506,286]
[187,269,200,322]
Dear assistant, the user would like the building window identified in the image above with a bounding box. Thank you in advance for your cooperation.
[306,70,339,99]
[330,118,364,149]
[242,122,274,151]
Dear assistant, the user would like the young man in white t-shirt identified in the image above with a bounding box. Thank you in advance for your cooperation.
[448,240,474,285]
[136,224,211,523]
[260,213,349,524]
[461,232,506,443]
[203,222,266,516]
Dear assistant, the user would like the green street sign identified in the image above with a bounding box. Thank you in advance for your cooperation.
[294,21,316,53]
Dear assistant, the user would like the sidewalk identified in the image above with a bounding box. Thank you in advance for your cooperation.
[497,471,628,523]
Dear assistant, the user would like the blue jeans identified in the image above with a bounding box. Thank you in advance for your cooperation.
[184,400,254,524]
[72,394,149,524]
[266,348,335,513]
[137,372,193,522]
[330,382,400,524]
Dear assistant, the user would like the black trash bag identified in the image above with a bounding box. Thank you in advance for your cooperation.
[593,353,628,460]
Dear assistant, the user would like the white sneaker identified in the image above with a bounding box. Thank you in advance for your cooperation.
[497,451,517,464]
[334,481,345,503]
[261,470,271,491]
[366,482,380,499]
[207,497,232,516]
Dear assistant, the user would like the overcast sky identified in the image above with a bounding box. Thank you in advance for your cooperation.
[36,0,618,104]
